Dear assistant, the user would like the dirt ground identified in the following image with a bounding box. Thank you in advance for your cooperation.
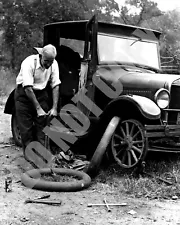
[1,102,180,225]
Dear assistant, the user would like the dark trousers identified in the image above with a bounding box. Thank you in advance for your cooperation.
[14,85,50,154]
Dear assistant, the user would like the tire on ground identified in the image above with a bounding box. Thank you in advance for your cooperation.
[21,168,91,192]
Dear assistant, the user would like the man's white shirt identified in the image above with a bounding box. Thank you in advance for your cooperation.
[16,54,61,90]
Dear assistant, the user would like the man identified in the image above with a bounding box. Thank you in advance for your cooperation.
[15,44,61,159]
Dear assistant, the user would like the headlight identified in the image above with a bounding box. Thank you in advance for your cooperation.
[154,89,170,109]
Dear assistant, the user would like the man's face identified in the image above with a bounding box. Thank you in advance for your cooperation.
[41,55,54,69]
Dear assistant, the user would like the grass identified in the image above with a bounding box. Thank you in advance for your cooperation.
[92,152,180,200]
[41,173,79,182]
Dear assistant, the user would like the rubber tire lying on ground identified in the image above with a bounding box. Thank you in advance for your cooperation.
[21,168,91,192]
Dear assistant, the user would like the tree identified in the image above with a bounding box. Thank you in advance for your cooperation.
[86,0,120,22]
[0,0,31,69]
[0,0,88,69]
[119,0,162,25]
[142,10,180,70]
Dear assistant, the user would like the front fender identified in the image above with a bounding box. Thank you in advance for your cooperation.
[103,94,161,120]
[122,95,161,119]
[4,89,15,114]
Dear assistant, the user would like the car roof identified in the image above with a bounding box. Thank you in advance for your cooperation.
[44,20,161,41]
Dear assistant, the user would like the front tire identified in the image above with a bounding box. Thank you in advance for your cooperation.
[111,119,147,169]
[11,111,22,147]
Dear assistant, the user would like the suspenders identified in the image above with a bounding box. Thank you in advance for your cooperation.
[33,57,52,77]
[33,58,37,77]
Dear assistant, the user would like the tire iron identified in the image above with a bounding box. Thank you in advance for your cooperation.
[24,194,50,203]
[88,200,127,212]
[35,194,51,200]
[103,198,111,212]
[24,199,62,206]
[24,194,62,205]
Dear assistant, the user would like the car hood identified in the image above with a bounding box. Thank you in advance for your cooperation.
[96,66,180,91]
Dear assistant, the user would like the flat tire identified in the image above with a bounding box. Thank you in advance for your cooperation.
[21,168,91,192]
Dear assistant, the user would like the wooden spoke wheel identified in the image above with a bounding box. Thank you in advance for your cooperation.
[111,119,147,169]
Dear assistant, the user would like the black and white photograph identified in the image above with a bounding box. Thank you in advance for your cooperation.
[0,0,180,224]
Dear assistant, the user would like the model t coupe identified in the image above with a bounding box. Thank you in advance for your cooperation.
[4,15,180,169]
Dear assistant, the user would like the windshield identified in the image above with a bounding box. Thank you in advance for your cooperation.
[98,34,160,70]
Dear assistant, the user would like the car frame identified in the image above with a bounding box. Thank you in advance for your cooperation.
[4,15,180,169]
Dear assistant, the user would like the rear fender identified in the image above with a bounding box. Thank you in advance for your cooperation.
[4,89,15,114]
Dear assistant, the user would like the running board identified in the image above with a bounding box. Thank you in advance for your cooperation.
[149,145,180,153]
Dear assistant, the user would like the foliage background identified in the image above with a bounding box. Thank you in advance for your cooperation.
[0,0,180,95]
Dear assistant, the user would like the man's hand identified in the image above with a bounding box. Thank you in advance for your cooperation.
[48,107,57,118]
[24,87,46,117]
[36,106,47,117]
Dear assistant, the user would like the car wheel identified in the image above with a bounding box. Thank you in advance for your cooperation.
[11,111,22,147]
[111,119,147,169]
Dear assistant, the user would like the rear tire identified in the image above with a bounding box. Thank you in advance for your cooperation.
[11,110,22,147]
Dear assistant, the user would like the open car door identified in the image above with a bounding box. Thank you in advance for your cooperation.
[77,15,98,117]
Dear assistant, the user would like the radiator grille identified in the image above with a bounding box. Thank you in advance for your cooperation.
[168,85,180,124]
[169,85,180,109]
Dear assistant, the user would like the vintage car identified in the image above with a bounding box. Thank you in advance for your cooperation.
[4,15,180,170]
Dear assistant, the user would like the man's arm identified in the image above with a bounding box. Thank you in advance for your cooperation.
[52,85,59,111]
[49,59,61,116]
[24,86,46,116]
